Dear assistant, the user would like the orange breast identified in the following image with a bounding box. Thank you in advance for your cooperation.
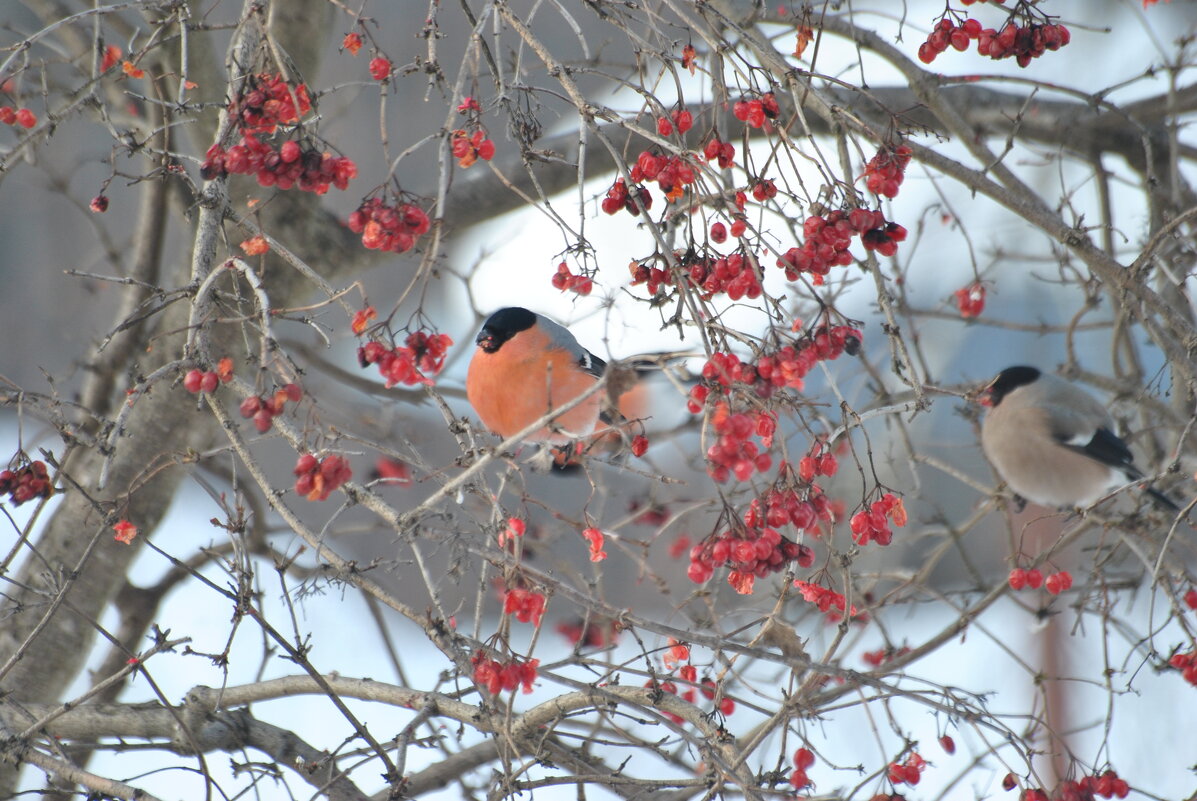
[467,328,601,444]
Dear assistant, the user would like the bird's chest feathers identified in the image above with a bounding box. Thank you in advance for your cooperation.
[470,345,599,438]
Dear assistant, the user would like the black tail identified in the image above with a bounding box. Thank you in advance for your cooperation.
[1145,485,1182,513]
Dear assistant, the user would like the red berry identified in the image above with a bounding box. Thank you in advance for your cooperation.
[183,369,204,393]
[630,435,649,457]
[239,396,262,417]
[1045,570,1073,595]
[369,56,392,81]
[939,734,956,754]
[1008,568,1026,591]
[253,408,274,433]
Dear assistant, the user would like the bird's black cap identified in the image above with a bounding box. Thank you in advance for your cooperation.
[983,365,1041,406]
[476,307,536,352]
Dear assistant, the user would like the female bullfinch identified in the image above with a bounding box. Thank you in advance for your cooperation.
[467,307,608,444]
[978,366,1177,510]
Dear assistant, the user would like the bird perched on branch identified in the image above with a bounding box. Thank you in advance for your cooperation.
[977,365,1178,511]
[467,307,614,445]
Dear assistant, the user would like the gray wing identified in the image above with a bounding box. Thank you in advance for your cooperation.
[536,314,606,378]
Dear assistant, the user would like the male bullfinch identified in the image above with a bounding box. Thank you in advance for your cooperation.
[978,365,1178,510]
[467,307,608,444]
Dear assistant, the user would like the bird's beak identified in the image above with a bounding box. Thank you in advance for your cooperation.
[476,331,496,351]
[975,380,996,407]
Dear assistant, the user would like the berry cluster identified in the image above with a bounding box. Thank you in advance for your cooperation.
[797,444,838,482]
[198,73,357,195]
[348,197,431,253]
[790,747,815,790]
[471,651,539,694]
[1040,770,1130,800]
[293,453,352,501]
[0,106,36,128]
[358,331,453,388]
[685,253,761,300]
[689,351,750,410]
[451,128,496,168]
[743,487,834,532]
[1044,570,1073,595]
[756,333,844,396]
[1169,650,1197,686]
[919,18,984,63]
[703,136,735,168]
[863,144,913,198]
[0,460,52,506]
[888,752,927,786]
[686,526,813,591]
[201,136,357,194]
[230,73,311,133]
[794,580,858,621]
[630,150,698,201]
[778,209,907,283]
[656,108,693,137]
[503,587,546,625]
[980,22,1070,66]
[1008,567,1043,590]
[183,359,234,395]
[183,369,219,394]
[239,383,303,433]
[955,282,986,318]
[1008,568,1073,594]
[705,402,774,482]
[750,178,778,201]
[919,17,1070,68]
[732,92,780,129]
[630,250,761,302]
[848,493,907,546]
[550,261,593,295]
[687,326,862,411]
[601,178,653,216]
